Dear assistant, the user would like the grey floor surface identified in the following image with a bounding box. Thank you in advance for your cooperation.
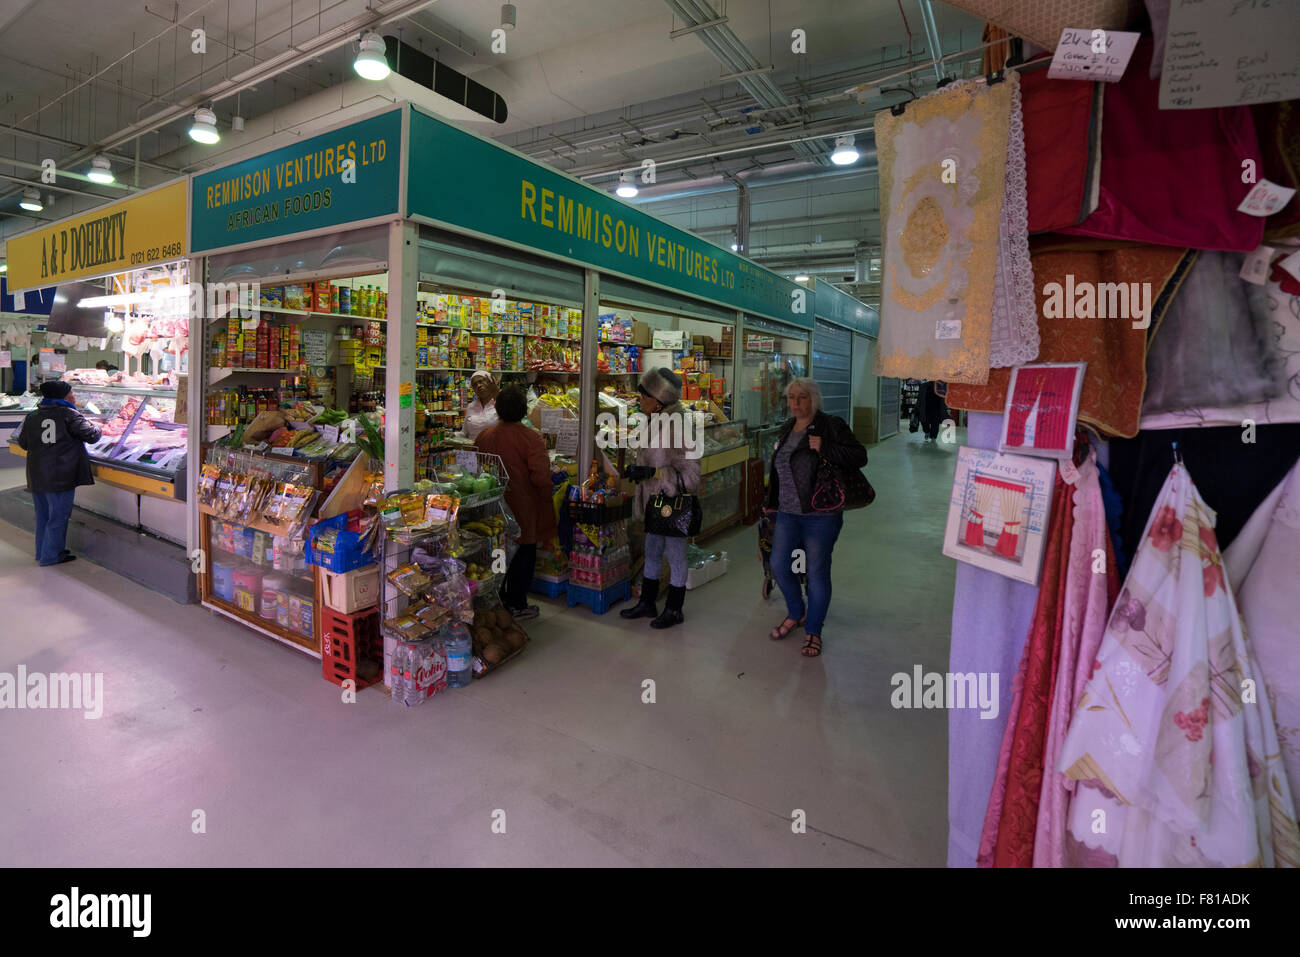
[0,430,959,866]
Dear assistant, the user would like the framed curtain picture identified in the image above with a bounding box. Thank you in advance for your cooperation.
[943,447,1057,585]
[998,362,1086,459]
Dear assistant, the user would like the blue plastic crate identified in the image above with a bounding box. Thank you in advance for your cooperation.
[566,579,630,615]
[530,576,568,598]
[306,512,377,573]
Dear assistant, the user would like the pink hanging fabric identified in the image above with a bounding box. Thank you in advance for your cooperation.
[1032,452,1120,866]
[1060,39,1263,253]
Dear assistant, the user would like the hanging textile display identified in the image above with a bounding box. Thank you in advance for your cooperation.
[1020,61,1103,234]
[977,471,1074,867]
[948,413,1041,868]
[988,70,1039,368]
[946,246,1190,437]
[1140,271,1300,430]
[1056,464,1300,867]
[942,0,1144,52]
[1223,462,1300,808]
[999,363,1087,459]
[1253,100,1300,241]
[1059,39,1264,253]
[1141,251,1287,417]
[1033,451,1122,867]
[873,73,1017,384]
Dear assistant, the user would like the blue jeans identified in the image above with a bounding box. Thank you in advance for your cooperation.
[643,533,688,588]
[33,490,77,566]
[771,510,844,635]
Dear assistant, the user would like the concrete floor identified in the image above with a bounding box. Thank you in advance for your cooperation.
[0,430,959,866]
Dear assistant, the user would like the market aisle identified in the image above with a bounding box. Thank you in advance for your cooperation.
[0,429,959,867]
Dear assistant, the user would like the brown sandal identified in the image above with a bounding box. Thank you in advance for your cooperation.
[769,616,805,640]
[801,634,822,657]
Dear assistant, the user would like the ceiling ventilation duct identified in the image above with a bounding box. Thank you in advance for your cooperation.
[381,35,508,124]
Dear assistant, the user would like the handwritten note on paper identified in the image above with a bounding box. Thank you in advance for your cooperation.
[301,328,329,367]
[554,418,579,457]
[1047,28,1141,83]
[1159,0,1300,109]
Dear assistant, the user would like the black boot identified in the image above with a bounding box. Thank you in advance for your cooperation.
[650,585,686,629]
[620,577,660,619]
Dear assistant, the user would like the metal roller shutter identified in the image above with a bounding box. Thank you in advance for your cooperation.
[812,319,852,422]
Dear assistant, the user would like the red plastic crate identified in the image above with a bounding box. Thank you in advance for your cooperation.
[320,605,382,689]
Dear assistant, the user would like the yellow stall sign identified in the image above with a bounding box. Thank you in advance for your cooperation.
[4,180,187,290]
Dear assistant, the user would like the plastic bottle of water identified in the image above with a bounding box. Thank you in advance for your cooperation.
[391,642,408,704]
[444,624,471,689]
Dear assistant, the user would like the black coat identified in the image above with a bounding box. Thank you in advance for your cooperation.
[16,403,102,493]
[765,410,868,513]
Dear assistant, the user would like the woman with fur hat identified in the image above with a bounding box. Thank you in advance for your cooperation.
[620,367,701,629]
[16,380,102,565]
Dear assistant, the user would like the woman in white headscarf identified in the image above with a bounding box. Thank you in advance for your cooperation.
[461,370,500,440]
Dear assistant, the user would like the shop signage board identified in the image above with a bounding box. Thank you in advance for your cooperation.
[812,279,879,337]
[190,109,402,254]
[4,180,188,291]
[406,107,810,328]
[1,278,56,315]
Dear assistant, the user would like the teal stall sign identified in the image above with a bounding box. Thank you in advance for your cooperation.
[191,109,402,254]
[407,107,809,327]
[813,278,879,337]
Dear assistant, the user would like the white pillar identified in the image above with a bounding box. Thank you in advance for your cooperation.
[385,220,419,489]
[578,268,599,478]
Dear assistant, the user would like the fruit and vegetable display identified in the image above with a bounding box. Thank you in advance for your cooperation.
[309,407,348,426]
[469,604,528,672]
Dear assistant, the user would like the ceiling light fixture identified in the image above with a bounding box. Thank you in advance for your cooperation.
[830,134,859,166]
[353,32,391,81]
[501,4,517,31]
[86,155,115,185]
[795,272,810,282]
[730,242,739,252]
[616,172,638,198]
[19,188,43,212]
[189,107,221,144]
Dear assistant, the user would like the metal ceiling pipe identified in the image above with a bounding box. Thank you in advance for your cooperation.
[633,157,877,203]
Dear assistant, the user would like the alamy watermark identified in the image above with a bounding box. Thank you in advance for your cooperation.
[596,409,703,459]
[0,666,103,719]
[50,887,150,937]
[1042,275,1152,329]
[890,666,999,719]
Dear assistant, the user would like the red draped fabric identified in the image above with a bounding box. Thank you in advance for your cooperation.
[978,474,1074,867]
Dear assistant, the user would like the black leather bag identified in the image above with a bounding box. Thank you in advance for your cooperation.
[811,456,876,512]
[644,478,702,537]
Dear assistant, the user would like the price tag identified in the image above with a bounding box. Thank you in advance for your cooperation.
[320,424,340,445]
[555,418,579,456]
[1240,245,1276,285]
[1278,249,1300,284]
[1047,28,1140,83]
[935,319,962,340]
[540,407,563,432]
[456,451,478,473]
[0,351,9,369]
[1237,179,1297,218]
[13,290,25,311]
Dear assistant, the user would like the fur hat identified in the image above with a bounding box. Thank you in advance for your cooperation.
[638,367,681,405]
[40,380,72,400]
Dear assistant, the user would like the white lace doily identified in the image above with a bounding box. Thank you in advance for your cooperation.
[989,72,1040,369]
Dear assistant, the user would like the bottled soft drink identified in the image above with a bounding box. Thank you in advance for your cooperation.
[443,623,471,689]
[390,642,408,703]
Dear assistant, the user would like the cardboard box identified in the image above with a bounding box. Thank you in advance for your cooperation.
[652,329,687,350]
[632,321,652,346]
[321,565,381,613]
[852,406,878,444]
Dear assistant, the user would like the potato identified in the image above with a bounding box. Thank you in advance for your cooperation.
[493,607,513,629]
[503,629,525,651]
[472,625,492,645]
[483,644,506,665]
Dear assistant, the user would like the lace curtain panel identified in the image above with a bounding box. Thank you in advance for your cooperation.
[874,74,1017,385]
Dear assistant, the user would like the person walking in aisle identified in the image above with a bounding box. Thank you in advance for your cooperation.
[474,386,557,620]
[918,381,949,442]
[766,377,868,657]
[16,380,102,565]
[620,367,701,629]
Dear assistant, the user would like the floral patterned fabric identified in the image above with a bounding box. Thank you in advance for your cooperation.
[1056,464,1300,867]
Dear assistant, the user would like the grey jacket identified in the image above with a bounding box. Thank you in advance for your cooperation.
[632,400,703,515]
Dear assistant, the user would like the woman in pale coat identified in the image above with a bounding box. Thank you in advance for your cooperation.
[620,367,701,629]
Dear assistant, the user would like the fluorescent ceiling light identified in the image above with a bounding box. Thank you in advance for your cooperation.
[0,264,7,272]
[795,273,810,282]
[19,188,43,212]
[830,134,859,166]
[730,243,739,252]
[87,155,114,184]
[615,172,638,198]
[189,107,220,144]
[77,292,153,308]
[354,32,391,81]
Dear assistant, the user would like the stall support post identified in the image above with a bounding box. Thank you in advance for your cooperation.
[579,269,600,479]
[186,254,204,560]
[385,220,418,490]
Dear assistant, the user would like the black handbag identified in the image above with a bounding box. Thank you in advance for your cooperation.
[644,477,702,537]
[811,456,876,512]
